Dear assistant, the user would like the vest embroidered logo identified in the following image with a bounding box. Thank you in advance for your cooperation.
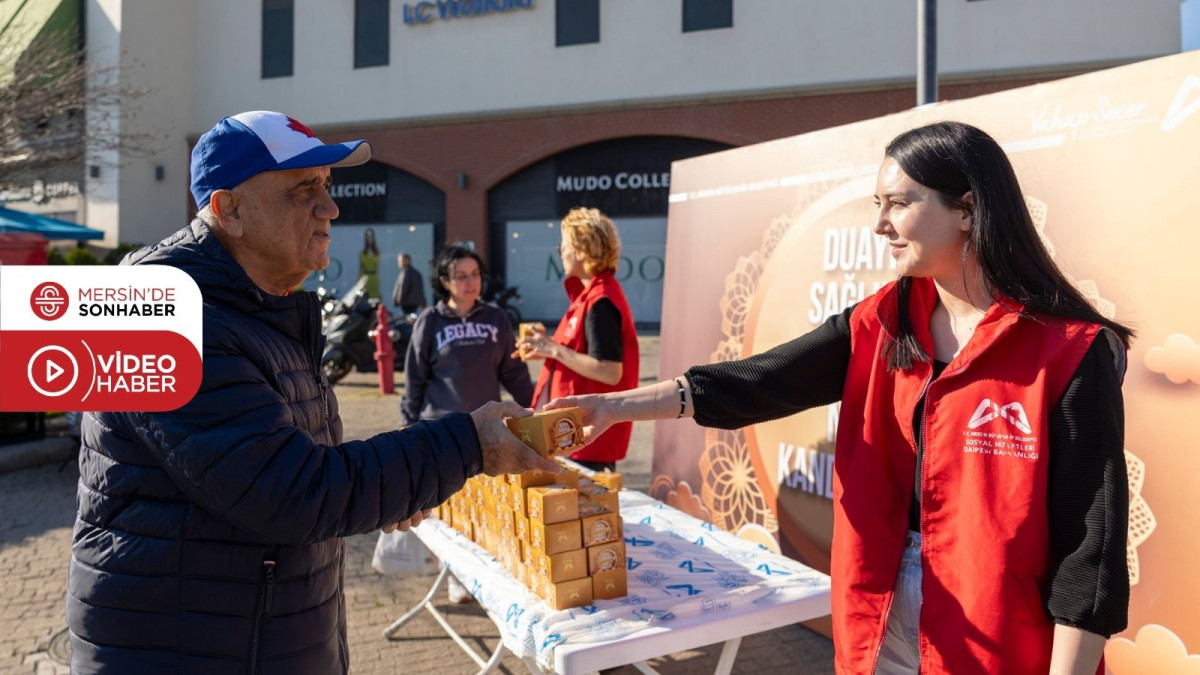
[968,399,1032,434]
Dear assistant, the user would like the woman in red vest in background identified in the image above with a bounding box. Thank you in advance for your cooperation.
[546,123,1131,674]
[518,207,640,471]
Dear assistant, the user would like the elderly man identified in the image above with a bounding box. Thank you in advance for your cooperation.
[67,111,556,674]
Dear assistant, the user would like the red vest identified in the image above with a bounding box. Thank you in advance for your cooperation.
[533,270,640,462]
[833,277,1100,674]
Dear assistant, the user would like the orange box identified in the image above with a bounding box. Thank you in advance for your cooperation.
[543,577,593,610]
[592,471,623,492]
[523,563,538,592]
[579,483,618,513]
[533,548,588,583]
[514,514,530,543]
[553,466,581,488]
[508,483,526,515]
[510,469,558,489]
[527,485,580,524]
[592,568,628,600]
[495,504,515,535]
[520,540,531,565]
[517,322,547,360]
[578,499,611,519]
[581,512,622,547]
[530,519,581,555]
[587,540,626,574]
[505,408,585,457]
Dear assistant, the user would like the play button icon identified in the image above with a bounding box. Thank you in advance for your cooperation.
[27,345,80,397]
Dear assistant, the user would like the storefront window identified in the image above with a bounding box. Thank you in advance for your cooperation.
[355,0,390,68]
[683,0,733,32]
[489,136,730,326]
[556,0,599,46]
[262,0,294,78]
[311,161,446,305]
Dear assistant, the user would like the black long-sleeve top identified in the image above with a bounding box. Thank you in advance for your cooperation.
[684,305,1129,637]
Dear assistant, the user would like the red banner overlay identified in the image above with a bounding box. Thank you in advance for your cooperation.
[0,331,201,412]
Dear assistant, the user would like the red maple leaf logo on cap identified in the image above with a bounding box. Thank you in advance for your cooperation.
[286,116,316,138]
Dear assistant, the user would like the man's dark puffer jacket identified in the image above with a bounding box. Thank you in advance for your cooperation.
[67,219,483,674]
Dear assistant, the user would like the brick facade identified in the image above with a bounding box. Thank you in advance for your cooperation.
[322,75,1061,259]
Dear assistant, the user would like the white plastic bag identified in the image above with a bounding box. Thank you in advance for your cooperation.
[371,529,439,576]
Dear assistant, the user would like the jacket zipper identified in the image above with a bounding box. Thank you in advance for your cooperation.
[337,541,349,671]
[881,319,1017,673]
[869,370,934,674]
[249,558,277,675]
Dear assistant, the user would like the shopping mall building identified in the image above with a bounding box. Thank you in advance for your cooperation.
[4,0,1186,322]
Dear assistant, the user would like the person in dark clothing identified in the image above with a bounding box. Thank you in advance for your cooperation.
[67,111,559,675]
[547,122,1131,674]
[391,252,426,315]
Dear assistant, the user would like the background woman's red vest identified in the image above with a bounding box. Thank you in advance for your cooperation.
[533,270,640,462]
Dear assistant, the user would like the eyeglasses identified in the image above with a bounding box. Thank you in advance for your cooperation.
[447,272,482,283]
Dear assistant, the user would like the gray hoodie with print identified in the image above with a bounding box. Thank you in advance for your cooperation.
[401,300,533,425]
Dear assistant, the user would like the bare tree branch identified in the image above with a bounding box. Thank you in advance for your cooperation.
[0,21,167,194]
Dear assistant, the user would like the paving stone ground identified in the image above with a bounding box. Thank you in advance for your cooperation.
[0,334,834,674]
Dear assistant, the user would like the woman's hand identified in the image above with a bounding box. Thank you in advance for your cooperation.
[544,394,619,445]
[513,331,560,361]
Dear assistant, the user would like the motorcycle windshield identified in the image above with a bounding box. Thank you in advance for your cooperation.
[338,276,370,305]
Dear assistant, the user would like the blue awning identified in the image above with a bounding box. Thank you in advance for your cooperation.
[0,206,105,241]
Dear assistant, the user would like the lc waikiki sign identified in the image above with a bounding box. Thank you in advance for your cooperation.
[0,266,203,412]
[403,0,533,26]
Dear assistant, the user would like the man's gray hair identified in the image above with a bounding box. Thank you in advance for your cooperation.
[197,204,217,226]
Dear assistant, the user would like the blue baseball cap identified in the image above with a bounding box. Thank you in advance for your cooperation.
[190,111,372,208]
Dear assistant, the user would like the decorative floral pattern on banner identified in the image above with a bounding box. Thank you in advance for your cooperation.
[1126,449,1157,586]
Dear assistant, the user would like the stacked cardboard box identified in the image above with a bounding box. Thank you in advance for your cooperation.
[431,464,627,610]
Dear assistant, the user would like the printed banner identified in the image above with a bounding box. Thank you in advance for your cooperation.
[654,50,1200,667]
[0,265,203,411]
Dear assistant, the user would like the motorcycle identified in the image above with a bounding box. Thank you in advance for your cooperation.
[321,277,415,385]
[484,278,523,329]
[314,271,340,330]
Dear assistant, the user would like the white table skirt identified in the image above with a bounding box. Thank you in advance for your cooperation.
[413,489,832,672]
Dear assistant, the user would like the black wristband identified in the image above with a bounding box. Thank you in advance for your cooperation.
[675,378,687,418]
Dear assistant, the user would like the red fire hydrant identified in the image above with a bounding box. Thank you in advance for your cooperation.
[374,303,396,395]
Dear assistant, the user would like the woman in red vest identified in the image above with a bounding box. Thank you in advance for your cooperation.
[547,123,1132,674]
[518,207,640,471]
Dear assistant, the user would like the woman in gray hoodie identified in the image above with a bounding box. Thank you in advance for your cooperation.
[402,244,533,425]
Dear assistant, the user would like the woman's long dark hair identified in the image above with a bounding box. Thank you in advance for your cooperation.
[431,244,486,303]
[883,121,1134,371]
[361,227,379,256]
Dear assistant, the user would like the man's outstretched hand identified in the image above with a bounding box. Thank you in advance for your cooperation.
[381,509,432,533]
[470,401,563,476]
